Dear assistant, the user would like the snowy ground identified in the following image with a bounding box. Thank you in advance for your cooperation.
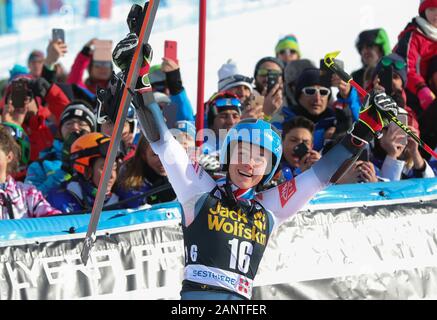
[1,0,417,110]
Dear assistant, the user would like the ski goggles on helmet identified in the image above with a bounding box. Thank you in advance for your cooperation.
[302,86,331,97]
[381,57,406,70]
[214,98,242,108]
[256,68,282,77]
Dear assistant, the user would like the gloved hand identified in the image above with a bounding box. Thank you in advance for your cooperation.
[357,90,399,139]
[28,77,51,98]
[417,87,436,111]
[112,33,153,92]
[198,154,221,172]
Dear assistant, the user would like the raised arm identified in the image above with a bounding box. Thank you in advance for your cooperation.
[107,35,216,226]
[259,91,400,226]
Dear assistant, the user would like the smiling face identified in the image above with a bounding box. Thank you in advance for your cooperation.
[228,142,272,189]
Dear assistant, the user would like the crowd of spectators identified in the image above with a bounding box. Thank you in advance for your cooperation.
[0,0,436,219]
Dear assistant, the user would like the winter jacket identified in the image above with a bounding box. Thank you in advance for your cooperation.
[394,17,437,106]
[0,176,60,219]
[46,176,120,214]
[22,84,70,161]
[272,104,341,152]
[25,139,70,196]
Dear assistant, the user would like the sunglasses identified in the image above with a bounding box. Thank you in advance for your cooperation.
[228,75,253,83]
[214,98,242,108]
[381,57,406,70]
[302,86,331,97]
[257,68,282,77]
[278,48,297,55]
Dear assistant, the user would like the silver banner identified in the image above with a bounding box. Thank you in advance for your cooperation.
[1,198,437,300]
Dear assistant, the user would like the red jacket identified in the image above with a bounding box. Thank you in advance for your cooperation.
[394,18,437,97]
[23,84,70,161]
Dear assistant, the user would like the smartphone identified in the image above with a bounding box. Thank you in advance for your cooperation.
[52,28,65,43]
[293,142,309,160]
[378,65,393,96]
[164,40,178,63]
[11,80,28,109]
[93,40,113,63]
[266,71,279,94]
[320,58,344,86]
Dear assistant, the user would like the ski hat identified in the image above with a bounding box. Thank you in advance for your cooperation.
[60,102,97,132]
[9,65,29,82]
[206,91,242,128]
[420,0,437,14]
[373,53,408,88]
[174,120,196,141]
[254,57,285,79]
[295,68,331,101]
[356,28,391,56]
[218,59,253,92]
[275,34,301,57]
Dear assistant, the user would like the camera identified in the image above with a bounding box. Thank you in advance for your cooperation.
[266,71,280,94]
[293,142,309,160]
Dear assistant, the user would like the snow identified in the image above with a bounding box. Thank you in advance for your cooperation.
[1,0,418,112]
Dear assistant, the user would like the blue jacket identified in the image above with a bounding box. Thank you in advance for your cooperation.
[24,139,70,196]
[46,176,120,214]
[172,89,195,122]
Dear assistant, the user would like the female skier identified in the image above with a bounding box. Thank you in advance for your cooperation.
[108,34,399,300]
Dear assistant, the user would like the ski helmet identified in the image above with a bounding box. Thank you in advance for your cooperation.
[219,119,282,185]
[206,91,242,128]
[2,122,30,166]
[70,132,111,177]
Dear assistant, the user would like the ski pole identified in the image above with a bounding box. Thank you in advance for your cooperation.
[324,51,437,160]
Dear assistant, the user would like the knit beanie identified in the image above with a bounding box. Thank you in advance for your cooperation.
[253,57,285,79]
[419,0,437,14]
[60,102,97,131]
[356,28,391,56]
[295,68,330,101]
[218,59,253,92]
[275,34,301,57]
[373,53,408,88]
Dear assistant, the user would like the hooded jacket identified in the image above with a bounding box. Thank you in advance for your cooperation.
[394,17,437,103]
